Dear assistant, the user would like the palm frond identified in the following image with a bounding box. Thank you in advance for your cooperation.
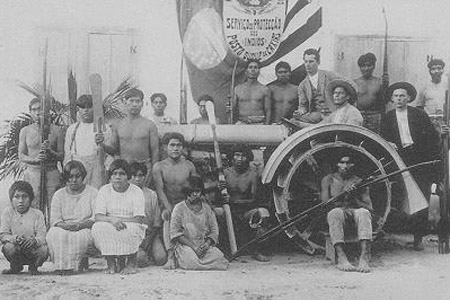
[0,113,33,180]
[68,70,77,123]
[103,77,136,121]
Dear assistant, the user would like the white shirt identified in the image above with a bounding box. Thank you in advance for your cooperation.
[395,109,414,147]
[64,122,111,164]
[308,72,319,89]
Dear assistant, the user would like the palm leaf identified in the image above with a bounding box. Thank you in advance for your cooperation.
[68,70,77,123]
[0,113,33,180]
[103,77,135,121]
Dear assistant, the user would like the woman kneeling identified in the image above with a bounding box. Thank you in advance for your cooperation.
[169,176,228,270]
[91,159,147,275]
[46,160,98,275]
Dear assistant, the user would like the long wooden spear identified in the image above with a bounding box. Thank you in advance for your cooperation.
[438,79,450,254]
[205,101,238,254]
[229,160,440,261]
[40,39,51,223]
[381,6,390,106]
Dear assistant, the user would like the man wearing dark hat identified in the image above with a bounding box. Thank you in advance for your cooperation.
[190,94,220,125]
[354,53,386,133]
[415,59,446,116]
[64,95,111,188]
[380,82,441,250]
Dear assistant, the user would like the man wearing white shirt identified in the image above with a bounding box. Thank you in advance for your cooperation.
[380,82,441,250]
[64,95,111,188]
[415,59,446,116]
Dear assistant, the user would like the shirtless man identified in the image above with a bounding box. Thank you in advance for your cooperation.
[233,59,271,124]
[106,88,159,186]
[152,132,197,219]
[268,61,299,124]
[223,145,271,261]
[321,154,372,273]
[354,53,386,133]
[19,97,63,209]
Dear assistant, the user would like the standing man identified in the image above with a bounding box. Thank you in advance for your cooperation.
[415,59,446,116]
[292,48,339,126]
[234,59,271,124]
[223,145,271,261]
[380,82,441,250]
[64,95,110,188]
[106,88,159,186]
[190,94,220,125]
[153,132,197,220]
[149,93,178,125]
[354,53,386,133]
[18,98,63,209]
[321,154,372,273]
[268,61,299,124]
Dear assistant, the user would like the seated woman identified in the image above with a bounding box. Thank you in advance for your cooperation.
[129,162,167,267]
[169,176,228,270]
[91,159,147,275]
[46,160,98,275]
[0,181,48,275]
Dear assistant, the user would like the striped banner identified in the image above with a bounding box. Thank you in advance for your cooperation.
[177,0,322,123]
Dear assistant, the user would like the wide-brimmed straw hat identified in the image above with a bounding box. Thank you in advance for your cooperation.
[387,82,417,102]
[326,78,358,104]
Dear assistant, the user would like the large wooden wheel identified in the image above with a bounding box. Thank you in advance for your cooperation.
[269,125,393,252]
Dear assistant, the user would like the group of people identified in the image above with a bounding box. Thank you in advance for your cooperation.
[0,46,446,275]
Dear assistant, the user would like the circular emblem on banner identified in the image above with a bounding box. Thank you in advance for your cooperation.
[223,0,286,62]
[183,8,228,70]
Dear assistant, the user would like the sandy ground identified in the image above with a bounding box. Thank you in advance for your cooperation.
[1,233,450,300]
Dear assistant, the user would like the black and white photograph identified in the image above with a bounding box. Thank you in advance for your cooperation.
[0,0,450,299]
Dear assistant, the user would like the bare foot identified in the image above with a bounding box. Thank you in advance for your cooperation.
[104,266,116,274]
[163,260,176,270]
[252,252,270,262]
[413,241,424,251]
[29,266,40,275]
[78,257,89,272]
[120,265,136,275]
[356,258,371,273]
[336,258,355,272]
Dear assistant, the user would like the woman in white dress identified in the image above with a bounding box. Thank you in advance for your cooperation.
[91,159,147,275]
[46,160,97,275]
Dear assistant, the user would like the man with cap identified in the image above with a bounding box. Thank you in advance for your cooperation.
[354,53,387,133]
[64,95,111,188]
[414,59,446,117]
[190,94,220,125]
[292,48,339,126]
[380,82,441,250]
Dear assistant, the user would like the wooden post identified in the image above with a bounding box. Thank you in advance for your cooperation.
[438,89,450,254]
